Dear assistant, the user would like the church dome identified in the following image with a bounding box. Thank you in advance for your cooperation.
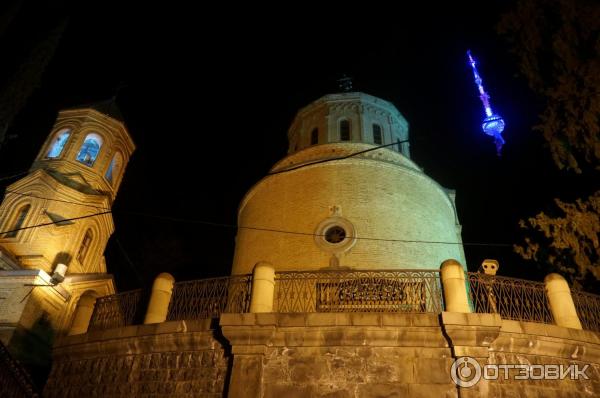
[231,92,465,275]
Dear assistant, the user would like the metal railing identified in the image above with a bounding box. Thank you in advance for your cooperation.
[88,289,145,331]
[467,273,553,324]
[84,270,600,335]
[0,340,39,397]
[572,289,600,333]
[167,275,252,321]
[274,270,443,313]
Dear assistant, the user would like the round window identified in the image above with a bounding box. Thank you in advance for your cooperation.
[314,215,357,254]
[325,226,346,244]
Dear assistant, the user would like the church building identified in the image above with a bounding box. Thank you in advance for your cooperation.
[233,91,465,274]
[0,101,134,363]
[1,90,597,398]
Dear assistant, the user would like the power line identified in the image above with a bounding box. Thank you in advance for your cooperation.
[123,211,511,247]
[114,236,144,285]
[0,144,512,247]
[237,225,512,247]
[0,204,512,247]
[268,140,408,175]
[4,189,110,210]
[0,170,29,182]
[0,190,514,247]
[0,211,112,236]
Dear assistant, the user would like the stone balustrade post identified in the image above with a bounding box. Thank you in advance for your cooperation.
[144,273,175,324]
[440,259,471,313]
[249,262,275,313]
[544,273,582,330]
[68,293,97,335]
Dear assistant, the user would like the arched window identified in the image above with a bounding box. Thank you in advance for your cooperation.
[4,204,30,238]
[311,128,319,145]
[373,124,382,145]
[77,229,93,265]
[76,133,103,167]
[340,120,350,141]
[105,152,123,185]
[46,129,71,158]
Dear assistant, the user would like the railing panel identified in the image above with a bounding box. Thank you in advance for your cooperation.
[274,270,443,313]
[84,271,600,334]
[572,289,600,332]
[467,273,553,324]
[88,289,144,331]
[167,275,252,321]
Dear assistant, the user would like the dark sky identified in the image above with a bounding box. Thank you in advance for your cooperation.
[1,1,594,290]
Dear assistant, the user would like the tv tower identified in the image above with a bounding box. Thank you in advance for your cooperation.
[467,50,505,155]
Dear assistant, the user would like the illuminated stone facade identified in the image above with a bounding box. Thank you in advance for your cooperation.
[45,313,600,397]
[39,93,600,398]
[233,92,465,275]
[0,104,134,346]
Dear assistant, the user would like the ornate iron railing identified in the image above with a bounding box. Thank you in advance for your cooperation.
[274,270,443,313]
[88,289,144,331]
[467,273,553,324]
[167,275,252,321]
[572,289,600,333]
[0,339,39,397]
[83,270,600,334]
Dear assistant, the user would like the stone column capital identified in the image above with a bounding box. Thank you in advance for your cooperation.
[442,312,502,358]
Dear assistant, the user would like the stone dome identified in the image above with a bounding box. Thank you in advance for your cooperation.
[231,92,465,274]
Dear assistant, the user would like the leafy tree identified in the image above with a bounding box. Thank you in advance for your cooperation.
[498,0,600,173]
[499,0,600,286]
[514,192,600,286]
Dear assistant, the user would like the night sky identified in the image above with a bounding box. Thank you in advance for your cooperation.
[1,1,594,291]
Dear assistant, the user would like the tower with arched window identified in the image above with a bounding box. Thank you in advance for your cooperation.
[0,101,135,349]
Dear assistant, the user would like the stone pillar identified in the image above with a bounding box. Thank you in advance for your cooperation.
[442,312,502,398]
[544,273,582,330]
[221,313,275,398]
[249,262,275,313]
[144,273,175,324]
[440,259,471,313]
[68,293,97,336]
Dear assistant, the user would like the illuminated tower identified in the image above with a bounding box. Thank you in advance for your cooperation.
[0,101,134,349]
[467,50,505,155]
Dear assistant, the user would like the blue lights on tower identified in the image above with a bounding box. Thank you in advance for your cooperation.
[467,50,505,155]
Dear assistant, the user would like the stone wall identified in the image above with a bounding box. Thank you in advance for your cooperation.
[44,313,600,397]
[221,312,600,398]
[233,154,464,275]
[222,313,458,398]
[44,320,229,398]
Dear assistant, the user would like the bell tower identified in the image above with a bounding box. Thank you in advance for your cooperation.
[0,100,134,348]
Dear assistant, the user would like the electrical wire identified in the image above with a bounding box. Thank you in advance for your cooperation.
[0,142,512,247]
[268,140,408,175]
[0,211,112,236]
[4,189,110,210]
[0,203,512,247]
[0,170,29,182]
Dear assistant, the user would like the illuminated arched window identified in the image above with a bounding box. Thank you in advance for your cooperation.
[373,124,382,145]
[311,128,319,145]
[46,129,71,158]
[340,120,350,141]
[76,133,103,167]
[105,152,123,185]
[4,204,30,238]
[77,229,93,265]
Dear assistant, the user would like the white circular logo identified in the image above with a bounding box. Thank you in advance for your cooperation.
[450,357,482,387]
